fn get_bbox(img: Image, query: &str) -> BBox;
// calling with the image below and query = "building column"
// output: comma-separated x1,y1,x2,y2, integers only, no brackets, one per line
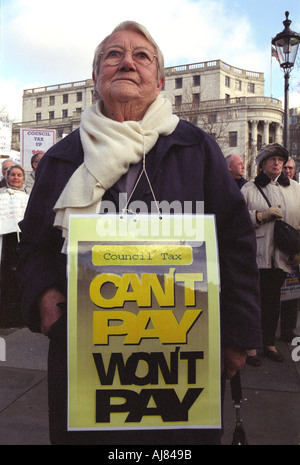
249,120,259,179
274,123,282,144
263,120,270,145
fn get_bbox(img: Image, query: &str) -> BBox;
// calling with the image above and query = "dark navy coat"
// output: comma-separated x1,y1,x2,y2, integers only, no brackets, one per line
17,119,262,349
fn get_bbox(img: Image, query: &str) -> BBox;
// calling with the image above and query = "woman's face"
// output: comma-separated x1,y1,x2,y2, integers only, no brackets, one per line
7,168,24,189
93,30,164,118
262,156,285,180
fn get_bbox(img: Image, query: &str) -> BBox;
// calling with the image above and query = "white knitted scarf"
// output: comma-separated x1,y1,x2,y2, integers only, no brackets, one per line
53,95,179,239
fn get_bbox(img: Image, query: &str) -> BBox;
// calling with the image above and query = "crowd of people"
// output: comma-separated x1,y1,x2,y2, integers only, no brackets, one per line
0,20,298,445
0,154,43,327
226,150,300,367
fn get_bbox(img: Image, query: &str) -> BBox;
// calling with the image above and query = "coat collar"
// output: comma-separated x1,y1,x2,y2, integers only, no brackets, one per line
255,170,290,187
116,120,206,203
47,129,84,167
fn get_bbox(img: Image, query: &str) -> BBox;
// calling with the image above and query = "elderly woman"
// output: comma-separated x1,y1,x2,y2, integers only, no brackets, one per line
17,21,261,445
0,164,26,193
0,165,27,327
242,144,300,366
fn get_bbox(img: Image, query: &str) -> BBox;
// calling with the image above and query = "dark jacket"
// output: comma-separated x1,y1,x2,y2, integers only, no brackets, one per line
235,177,247,189
17,119,262,349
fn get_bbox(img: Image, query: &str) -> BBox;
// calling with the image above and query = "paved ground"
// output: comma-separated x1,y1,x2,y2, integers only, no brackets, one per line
0,314,299,445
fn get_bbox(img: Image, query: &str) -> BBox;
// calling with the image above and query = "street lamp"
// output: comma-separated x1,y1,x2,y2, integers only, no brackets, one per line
272,11,300,150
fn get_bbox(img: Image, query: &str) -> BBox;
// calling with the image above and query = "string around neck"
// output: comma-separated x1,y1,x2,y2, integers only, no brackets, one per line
120,133,162,219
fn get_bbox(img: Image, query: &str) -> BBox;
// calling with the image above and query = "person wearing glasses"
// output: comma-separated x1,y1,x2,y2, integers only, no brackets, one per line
242,144,300,366
17,21,261,445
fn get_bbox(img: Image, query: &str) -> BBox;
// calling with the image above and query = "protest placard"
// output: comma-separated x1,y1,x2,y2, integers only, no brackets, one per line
281,267,300,301
67,214,220,431
0,191,29,235
20,128,55,172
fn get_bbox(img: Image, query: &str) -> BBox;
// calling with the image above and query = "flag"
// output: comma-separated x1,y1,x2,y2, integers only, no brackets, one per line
272,46,278,60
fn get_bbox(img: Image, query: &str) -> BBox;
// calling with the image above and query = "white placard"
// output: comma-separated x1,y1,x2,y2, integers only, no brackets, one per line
0,191,29,234
20,128,55,172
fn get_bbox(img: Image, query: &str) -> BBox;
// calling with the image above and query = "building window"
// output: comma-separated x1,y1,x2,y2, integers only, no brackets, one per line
63,94,68,104
62,109,68,118
36,97,42,107
175,95,182,107
225,76,230,87
49,96,55,105
208,113,217,123
36,112,42,121
49,111,55,120
235,80,242,91
76,92,82,102
192,93,200,105
175,78,182,89
193,75,200,86
229,131,238,147
248,83,255,93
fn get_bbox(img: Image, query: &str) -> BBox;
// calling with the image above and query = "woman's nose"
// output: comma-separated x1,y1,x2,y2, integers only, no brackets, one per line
119,51,137,71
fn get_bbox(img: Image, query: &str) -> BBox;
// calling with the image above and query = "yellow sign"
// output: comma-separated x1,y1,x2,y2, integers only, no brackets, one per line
67,214,220,431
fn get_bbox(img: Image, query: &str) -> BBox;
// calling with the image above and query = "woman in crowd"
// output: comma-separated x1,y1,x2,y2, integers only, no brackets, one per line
0,165,28,327
242,144,300,366
17,21,262,445
0,164,27,193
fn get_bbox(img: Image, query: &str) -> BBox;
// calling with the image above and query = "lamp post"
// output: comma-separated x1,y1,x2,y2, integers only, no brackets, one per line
272,11,300,150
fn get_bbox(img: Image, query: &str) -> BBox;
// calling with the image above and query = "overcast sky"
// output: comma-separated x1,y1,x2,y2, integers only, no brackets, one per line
1,0,300,121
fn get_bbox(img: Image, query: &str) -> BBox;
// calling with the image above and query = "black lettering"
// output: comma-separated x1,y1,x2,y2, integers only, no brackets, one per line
95,388,203,423
125,388,203,422
93,348,203,386
93,353,129,385
96,389,137,422
180,351,204,383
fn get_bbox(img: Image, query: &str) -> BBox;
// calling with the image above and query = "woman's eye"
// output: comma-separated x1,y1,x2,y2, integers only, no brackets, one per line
107,50,122,57
136,51,149,60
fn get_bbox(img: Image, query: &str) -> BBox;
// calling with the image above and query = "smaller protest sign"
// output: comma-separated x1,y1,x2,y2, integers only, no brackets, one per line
20,128,55,172
0,191,29,235
281,267,300,301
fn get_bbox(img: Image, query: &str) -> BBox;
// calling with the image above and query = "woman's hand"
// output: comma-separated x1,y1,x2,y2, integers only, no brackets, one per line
221,346,247,379
256,207,283,224
288,253,300,267
39,288,66,336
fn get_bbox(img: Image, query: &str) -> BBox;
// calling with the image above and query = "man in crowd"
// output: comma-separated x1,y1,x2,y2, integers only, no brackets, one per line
280,156,299,342
0,159,15,187
25,152,44,193
225,154,247,189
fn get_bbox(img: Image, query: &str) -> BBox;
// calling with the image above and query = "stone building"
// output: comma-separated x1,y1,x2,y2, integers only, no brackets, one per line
290,107,300,165
12,59,284,179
